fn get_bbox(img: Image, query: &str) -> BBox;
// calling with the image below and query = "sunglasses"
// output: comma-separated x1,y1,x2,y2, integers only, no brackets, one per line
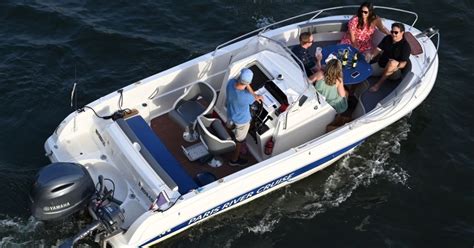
361,10,369,14
391,30,400,35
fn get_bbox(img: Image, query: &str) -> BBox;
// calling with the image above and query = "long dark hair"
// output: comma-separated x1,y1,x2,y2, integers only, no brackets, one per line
357,2,377,29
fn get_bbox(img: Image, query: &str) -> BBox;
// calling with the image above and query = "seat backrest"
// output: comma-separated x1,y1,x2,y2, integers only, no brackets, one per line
197,116,236,155
404,32,423,55
297,20,348,46
180,82,216,109
298,20,349,34
169,81,217,128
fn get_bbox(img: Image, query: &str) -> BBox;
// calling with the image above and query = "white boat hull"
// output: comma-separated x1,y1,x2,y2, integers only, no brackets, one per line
39,6,439,247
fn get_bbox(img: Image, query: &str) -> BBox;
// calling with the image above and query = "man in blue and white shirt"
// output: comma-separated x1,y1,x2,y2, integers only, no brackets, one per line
226,68,263,166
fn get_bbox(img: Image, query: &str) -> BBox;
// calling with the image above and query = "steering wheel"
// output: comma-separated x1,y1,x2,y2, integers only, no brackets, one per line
249,101,265,135
250,101,264,121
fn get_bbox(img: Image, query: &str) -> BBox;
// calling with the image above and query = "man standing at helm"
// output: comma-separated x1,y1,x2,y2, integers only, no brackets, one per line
226,68,263,167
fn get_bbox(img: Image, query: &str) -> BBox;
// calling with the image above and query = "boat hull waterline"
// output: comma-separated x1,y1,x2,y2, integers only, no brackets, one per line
141,140,363,246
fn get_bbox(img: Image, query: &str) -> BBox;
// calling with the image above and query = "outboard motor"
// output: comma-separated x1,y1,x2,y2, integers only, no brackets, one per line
59,175,125,248
30,162,95,220
31,163,125,247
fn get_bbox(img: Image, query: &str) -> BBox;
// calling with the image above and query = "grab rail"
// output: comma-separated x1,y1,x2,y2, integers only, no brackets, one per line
374,6,418,29
212,5,419,55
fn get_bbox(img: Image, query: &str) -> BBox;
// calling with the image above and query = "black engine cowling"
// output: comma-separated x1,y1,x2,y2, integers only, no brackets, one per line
30,162,95,220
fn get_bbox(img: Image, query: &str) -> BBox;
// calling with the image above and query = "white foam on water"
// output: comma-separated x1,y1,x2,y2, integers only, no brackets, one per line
222,229,244,248
354,215,371,232
185,219,244,248
246,210,280,234
0,216,45,247
253,16,275,28
286,118,412,220
170,118,412,245
242,187,297,236
187,221,225,242
0,214,98,248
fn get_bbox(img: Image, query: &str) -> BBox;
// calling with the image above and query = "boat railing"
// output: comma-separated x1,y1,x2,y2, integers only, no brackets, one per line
307,5,418,30
418,28,440,82
212,5,419,55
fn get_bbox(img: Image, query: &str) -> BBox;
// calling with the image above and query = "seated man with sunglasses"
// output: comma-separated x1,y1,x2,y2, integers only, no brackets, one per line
291,32,319,77
367,22,411,92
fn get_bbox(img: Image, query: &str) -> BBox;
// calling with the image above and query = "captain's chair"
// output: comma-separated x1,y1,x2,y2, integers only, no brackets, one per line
196,116,236,167
169,82,217,142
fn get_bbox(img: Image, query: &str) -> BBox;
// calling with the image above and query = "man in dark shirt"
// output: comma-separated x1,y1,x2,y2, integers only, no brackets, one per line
291,32,318,77
368,22,411,92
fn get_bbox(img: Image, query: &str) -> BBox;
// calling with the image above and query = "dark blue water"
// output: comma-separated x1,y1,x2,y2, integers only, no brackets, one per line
1,1,473,247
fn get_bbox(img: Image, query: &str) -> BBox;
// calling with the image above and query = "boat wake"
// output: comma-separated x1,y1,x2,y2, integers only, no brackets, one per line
4,119,411,248
237,119,412,236
0,214,96,247
168,118,412,247
0,216,43,247
275,118,411,221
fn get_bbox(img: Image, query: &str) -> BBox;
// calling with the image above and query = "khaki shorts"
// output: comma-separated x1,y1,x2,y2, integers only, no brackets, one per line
371,62,402,80
227,122,250,142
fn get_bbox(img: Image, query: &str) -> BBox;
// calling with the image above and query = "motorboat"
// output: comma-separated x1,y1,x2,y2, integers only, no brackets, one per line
30,5,439,247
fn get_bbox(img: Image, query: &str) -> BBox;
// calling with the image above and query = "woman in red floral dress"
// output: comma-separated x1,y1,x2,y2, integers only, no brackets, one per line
340,2,390,53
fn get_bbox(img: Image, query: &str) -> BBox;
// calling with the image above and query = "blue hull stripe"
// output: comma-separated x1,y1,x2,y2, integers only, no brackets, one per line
140,139,364,247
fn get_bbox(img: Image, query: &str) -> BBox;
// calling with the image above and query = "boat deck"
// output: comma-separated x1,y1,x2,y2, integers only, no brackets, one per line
150,114,257,180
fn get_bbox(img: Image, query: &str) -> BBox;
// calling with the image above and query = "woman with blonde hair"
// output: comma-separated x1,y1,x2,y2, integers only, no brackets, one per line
312,59,348,114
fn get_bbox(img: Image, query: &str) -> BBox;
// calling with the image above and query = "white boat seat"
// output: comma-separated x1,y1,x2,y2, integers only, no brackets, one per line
169,82,217,142
298,20,348,34
196,116,236,167
289,20,350,66
296,20,348,47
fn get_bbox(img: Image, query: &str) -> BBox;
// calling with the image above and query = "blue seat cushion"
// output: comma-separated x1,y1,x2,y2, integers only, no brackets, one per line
176,101,206,125
195,172,217,187
125,116,197,194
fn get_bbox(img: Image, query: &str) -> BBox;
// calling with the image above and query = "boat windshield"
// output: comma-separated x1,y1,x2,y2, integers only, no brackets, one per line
228,35,310,100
